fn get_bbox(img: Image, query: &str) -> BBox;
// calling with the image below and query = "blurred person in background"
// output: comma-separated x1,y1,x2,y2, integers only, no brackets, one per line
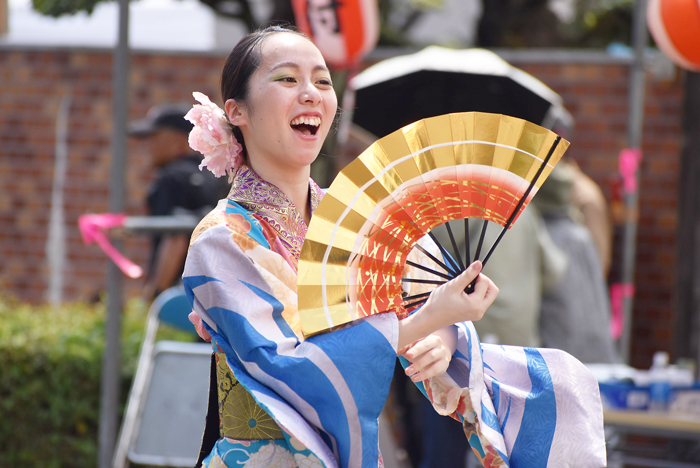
128,103,228,300
570,159,613,278
533,161,618,363
549,117,613,278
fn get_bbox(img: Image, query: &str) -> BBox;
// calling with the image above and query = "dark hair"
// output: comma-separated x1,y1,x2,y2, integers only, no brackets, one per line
220,25,309,157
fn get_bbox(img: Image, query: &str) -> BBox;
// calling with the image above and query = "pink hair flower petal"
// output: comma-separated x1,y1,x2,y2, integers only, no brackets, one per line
185,91,243,181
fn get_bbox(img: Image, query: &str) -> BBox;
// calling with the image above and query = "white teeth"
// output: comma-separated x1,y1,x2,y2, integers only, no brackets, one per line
291,116,321,127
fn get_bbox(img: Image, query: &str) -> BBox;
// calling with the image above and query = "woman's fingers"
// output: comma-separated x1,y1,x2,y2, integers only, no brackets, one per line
471,272,489,298
402,335,451,381
483,276,499,306
410,261,498,334
406,357,450,382
473,273,498,306
401,336,432,360
402,343,435,367
465,273,497,321
449,261,482,291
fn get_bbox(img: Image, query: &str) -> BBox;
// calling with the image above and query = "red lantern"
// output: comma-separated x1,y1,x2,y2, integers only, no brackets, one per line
291,0,379,69
647,0,700,71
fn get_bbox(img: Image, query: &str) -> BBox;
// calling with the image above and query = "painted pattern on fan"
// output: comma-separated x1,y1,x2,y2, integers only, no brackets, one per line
298,112,569,336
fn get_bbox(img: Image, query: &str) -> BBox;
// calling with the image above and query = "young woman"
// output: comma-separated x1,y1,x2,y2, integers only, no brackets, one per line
184,25,605,468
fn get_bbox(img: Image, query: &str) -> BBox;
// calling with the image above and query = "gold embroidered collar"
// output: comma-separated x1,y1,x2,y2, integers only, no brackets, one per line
228,165,324,260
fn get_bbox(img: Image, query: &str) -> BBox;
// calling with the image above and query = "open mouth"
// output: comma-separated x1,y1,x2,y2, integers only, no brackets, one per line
291,116,321,136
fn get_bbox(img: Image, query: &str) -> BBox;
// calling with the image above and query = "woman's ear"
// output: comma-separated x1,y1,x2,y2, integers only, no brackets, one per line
225,99,247,127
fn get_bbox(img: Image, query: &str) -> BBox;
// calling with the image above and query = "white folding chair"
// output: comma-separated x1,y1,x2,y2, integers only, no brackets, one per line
113,286,211,468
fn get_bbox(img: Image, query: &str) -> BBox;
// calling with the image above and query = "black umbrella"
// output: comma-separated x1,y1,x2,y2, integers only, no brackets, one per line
348,46,571,138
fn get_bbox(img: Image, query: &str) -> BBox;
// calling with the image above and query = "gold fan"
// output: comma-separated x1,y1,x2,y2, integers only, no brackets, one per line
298,112,569,337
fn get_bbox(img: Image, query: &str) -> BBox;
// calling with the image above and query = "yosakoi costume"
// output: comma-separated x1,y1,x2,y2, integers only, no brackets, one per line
184,165,607,468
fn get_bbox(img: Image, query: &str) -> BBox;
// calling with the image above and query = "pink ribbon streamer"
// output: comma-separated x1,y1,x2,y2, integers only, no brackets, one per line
618,148,643,194
78,213,143,279
609,282,635,340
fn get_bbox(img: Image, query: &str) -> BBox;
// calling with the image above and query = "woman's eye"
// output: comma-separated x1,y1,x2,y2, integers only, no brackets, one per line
317,78,333,87
277,76,296,83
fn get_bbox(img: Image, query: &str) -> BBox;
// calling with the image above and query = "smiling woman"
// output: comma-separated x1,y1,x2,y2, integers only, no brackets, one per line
181,25,500,468
222,32,338,224
180,23,611,468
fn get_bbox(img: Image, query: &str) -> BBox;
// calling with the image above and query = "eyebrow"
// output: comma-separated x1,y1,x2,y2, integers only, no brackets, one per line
269,61,329,73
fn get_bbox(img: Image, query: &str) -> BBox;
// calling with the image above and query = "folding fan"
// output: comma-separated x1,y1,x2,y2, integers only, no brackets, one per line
298,112,569,337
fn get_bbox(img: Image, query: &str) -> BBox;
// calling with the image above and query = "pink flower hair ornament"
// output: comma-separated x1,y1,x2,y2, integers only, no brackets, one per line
185,92,244,181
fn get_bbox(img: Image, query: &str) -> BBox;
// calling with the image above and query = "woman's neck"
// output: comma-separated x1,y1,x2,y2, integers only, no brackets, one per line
248,159,311,224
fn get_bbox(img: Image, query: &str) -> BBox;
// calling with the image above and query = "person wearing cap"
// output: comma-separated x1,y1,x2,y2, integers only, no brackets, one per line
129,103,228,300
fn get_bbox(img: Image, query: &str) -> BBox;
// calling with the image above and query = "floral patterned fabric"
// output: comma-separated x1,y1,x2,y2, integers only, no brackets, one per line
215,351,285,441
202,437,322,468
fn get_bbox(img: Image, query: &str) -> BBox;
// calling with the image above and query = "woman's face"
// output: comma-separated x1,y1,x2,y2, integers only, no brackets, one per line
228,33,338,173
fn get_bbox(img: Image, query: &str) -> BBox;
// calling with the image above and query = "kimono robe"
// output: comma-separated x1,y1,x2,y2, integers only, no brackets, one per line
184,165,607,468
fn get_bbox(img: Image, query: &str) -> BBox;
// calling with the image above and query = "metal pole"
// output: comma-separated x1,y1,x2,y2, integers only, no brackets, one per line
0,0,8,36
619,0,648,364
99,0,129,465
47,92,71,306
674,72,700,377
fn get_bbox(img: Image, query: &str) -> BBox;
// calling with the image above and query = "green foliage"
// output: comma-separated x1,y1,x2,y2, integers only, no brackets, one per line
560,0,635,48
32,0,106,17
407,0,443,9
377,0,428,47
29,0,291,28
0,296,194,468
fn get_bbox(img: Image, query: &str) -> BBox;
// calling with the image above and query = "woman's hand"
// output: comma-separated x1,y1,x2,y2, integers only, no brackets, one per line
399,326,457,382
422,261,499,327
397,261,498,350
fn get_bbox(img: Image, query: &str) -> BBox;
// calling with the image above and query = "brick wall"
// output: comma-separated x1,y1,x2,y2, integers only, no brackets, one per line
0,46,684,368
512,58,684,368
0,47,225,303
